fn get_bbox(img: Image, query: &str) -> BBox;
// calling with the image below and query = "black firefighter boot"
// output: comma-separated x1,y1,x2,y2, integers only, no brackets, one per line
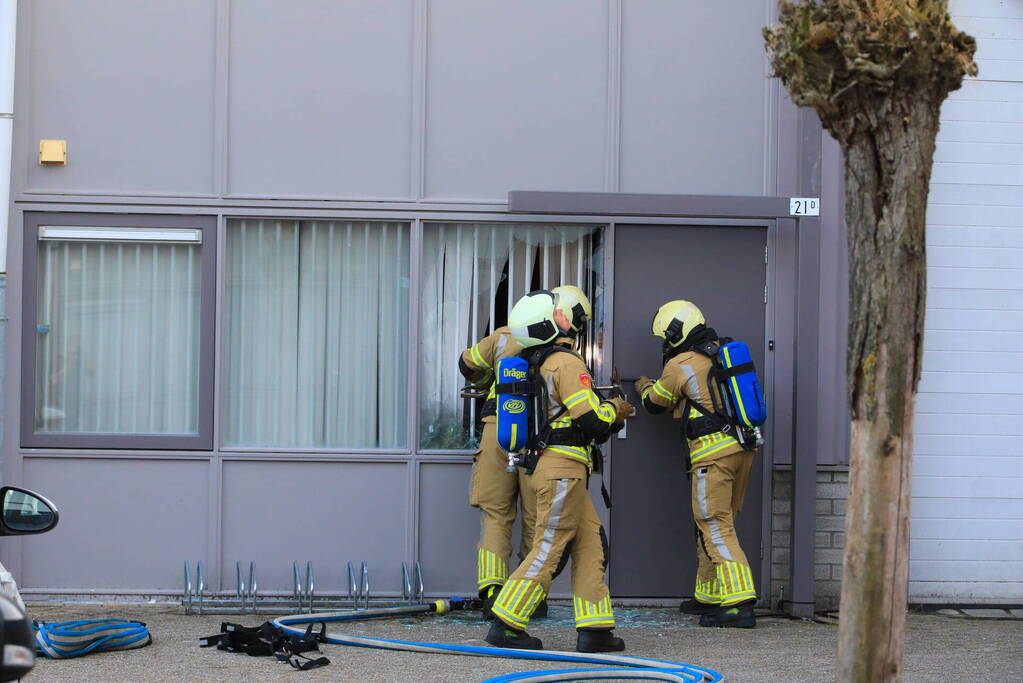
678,598,717,615
698,599,757,629
532,599,549,618
576,628,625,653
485,620,543,650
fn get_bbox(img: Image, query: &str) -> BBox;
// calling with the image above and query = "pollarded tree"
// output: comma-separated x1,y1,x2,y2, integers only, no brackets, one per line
764,2,976,681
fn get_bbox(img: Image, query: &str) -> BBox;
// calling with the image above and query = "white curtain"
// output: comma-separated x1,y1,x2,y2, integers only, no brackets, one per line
35,240,201,434
224,219,409,449
418,223,603,450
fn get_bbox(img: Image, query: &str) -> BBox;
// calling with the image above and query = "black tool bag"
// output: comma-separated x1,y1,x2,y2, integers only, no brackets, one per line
200,621,330,671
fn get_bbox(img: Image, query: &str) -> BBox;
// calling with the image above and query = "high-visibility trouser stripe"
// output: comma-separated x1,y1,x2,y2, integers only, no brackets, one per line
695,468,733,562
716,561,757,605
694,578,722,604
477,548,509,590
573,594,615,629
470,345,492,370
492,579,546,629
651,380,676,402
690,434,741,463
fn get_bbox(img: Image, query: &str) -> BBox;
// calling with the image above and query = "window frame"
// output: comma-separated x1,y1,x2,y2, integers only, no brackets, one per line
219,216,412,452
415,220,607,453
20,212,218,450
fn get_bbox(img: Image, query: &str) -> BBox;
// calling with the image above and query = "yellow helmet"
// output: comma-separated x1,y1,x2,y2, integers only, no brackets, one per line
651,300,705,348
551,285,592,336
508,290,560,348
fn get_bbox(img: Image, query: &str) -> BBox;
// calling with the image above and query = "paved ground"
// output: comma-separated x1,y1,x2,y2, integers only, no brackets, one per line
25,602,1023,682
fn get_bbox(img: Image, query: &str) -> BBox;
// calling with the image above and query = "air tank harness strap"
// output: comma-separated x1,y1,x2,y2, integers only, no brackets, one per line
494,380,535,396
481,398,497,419
200,621,330,671
685,400,730,441
545,426,587,446
717,361,755,378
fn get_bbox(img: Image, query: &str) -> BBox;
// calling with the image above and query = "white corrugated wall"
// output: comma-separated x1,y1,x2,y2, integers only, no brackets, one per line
911,0,1023,603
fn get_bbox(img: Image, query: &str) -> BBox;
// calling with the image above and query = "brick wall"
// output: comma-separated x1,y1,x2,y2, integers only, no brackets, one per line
770,468,848,611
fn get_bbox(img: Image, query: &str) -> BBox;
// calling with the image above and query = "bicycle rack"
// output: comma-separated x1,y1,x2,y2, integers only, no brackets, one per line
181,559,428,615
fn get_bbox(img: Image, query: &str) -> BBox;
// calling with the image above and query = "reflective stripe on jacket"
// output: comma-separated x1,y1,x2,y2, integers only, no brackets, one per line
641,351,743,465
537,343,616,469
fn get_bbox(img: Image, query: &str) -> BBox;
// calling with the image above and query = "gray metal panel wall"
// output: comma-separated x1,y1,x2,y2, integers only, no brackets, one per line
20,0,216,196
618,1,770,195
220,461,410,592
14,0,779,204
227,0,414,199
20,457,209,591
424,0,609,200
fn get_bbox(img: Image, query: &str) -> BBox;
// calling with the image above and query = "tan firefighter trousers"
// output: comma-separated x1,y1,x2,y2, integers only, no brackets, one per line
470,421,535,593
691,450,757,606
491,456,614,631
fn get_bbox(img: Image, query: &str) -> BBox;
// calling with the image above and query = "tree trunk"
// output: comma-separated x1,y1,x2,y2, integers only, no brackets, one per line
838,96,940,681
764,4,976,679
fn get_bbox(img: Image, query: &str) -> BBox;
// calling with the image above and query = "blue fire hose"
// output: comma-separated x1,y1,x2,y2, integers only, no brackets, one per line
273,599,724,683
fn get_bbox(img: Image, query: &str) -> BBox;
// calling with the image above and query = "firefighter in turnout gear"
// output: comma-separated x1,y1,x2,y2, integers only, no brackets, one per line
634,300,758,629
460,322,534,616
485,291,634,652
459,285,592,619
511,285,594,601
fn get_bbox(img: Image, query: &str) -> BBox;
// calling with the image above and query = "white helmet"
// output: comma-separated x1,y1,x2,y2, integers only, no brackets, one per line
508,290,560,349
551,285,592,337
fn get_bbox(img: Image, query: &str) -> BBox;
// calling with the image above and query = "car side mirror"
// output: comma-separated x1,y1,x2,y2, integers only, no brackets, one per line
0,487,59,536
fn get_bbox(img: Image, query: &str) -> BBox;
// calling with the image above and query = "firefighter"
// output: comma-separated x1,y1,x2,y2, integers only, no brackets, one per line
485,291,634,652
459,285,592,619
634,300,757,629
514,285,593,594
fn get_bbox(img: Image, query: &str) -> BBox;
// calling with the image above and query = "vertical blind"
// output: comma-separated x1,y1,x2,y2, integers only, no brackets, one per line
35,240,201,434
418,223,603,449
224,219,409,449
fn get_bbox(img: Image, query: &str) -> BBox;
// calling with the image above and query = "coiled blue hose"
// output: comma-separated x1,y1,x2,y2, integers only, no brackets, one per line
273,601,724,683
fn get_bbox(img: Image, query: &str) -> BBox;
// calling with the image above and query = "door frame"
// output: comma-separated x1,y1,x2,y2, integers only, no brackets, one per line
510,190,820,608
602,218,778,601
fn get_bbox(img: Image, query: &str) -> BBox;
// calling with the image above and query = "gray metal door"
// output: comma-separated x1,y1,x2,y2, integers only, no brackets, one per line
609,224,767,597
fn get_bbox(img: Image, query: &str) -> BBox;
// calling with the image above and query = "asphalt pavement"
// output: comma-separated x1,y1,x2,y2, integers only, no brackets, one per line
24,602,1023,682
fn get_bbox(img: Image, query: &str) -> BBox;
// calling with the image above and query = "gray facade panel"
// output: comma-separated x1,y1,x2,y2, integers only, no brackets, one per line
618,1,769,195
424,0,609,200
20,0,216,196
417,462,479,595
220,460,409,594
20,457,209,590
227,0,414,199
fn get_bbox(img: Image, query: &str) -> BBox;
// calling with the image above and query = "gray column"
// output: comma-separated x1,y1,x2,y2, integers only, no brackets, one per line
789,107,823,617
